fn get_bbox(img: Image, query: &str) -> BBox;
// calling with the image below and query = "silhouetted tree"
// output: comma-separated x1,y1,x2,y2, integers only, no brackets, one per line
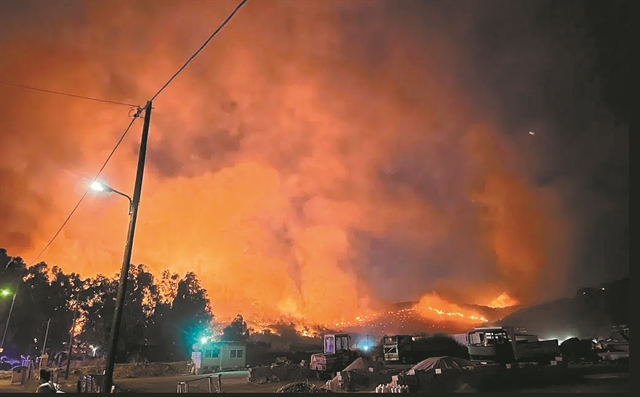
119,264,158,360
0,251,30,356
77,275,117,353
163,272,213,348
222,314,250,342
147,270,180,345
273,321,297,339
1,248,216,362
0,251,81,358
44,266,83,358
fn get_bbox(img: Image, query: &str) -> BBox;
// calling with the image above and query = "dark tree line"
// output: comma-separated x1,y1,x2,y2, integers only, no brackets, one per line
0,248,213,363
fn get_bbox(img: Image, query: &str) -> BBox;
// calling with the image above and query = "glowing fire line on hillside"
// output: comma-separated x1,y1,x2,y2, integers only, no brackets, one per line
211,292,517,337
68,292,517,340
213,305,496,338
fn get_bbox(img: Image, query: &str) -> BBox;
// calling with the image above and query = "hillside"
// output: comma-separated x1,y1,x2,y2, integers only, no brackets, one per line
495,277,629,340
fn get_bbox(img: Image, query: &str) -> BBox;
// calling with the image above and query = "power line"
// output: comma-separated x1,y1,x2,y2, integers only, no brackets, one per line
26,0,249,266
0,81,139,108
150,0,248,101
28,108,144,266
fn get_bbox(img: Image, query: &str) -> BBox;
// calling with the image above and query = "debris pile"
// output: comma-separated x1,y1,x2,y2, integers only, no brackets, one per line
252,375,280,384
343,357,385,373
273,357,291,366
325,358,403,392
65,361,189,379
408,356,475,373
275,380,332,393
247,360,312,384
375,383,410,393
388,356,480,393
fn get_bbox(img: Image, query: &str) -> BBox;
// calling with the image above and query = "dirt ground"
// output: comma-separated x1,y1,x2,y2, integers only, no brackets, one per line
0,363,629,393
510,372,629,393
104,371,634,393
116,371,331,393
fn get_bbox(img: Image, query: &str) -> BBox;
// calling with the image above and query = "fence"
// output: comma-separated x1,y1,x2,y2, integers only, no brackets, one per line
177,374,223,393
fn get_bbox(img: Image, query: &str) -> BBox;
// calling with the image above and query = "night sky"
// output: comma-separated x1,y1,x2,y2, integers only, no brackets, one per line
0,0,629,325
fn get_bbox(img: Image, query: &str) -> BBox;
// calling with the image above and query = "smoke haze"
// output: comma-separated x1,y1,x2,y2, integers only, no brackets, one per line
0,0,628,325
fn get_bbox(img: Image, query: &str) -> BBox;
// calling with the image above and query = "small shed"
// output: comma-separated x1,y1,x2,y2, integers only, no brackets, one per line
193,341,247,372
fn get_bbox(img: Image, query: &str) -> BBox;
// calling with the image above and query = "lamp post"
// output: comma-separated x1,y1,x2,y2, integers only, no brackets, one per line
0,287,17,353
100,100,152,393
88,179,134,390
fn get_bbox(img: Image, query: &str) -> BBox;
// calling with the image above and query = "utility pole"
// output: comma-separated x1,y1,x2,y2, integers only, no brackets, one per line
102,101,153,394
65,291,82,379
40,318,51,370
42,319,51,352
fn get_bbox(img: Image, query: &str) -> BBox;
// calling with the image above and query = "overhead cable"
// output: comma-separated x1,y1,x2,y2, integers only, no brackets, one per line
28,107,144,266
149,0,248,101
0,81,140,108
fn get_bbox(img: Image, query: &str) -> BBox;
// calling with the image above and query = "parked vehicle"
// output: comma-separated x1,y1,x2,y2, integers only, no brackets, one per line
466,326,560,365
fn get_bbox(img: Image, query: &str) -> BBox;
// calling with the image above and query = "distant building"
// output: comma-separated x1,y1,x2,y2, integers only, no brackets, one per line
192,341,246,371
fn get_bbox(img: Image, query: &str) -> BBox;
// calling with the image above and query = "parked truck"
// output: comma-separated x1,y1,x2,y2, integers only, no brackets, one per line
310,333,358,379
466,326,560,365
382,334,466,364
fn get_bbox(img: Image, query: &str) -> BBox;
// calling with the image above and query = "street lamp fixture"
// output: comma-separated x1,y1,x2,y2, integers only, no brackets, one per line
89,180,133,214
1,289,10,297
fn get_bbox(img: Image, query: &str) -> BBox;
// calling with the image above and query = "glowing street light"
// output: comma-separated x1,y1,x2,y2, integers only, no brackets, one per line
89,180,133,214
0,288,17,353
90,181,107,192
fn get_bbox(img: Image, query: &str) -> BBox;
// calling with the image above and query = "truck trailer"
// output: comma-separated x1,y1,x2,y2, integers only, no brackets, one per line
466,326,560,365
382,334,462,364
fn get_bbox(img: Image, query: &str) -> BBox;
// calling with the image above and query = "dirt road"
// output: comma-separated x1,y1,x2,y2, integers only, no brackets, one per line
1,368,628,393
511,372,629,393
105,370,634,394
116,370,328,393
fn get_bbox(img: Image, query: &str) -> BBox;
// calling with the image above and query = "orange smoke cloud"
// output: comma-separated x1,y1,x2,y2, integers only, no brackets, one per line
466,128,569,304
0,0,575,327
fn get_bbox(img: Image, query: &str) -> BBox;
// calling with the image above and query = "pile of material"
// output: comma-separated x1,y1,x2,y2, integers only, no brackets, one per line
275,380,332,393
375,383,410,393
71,361,189,379
251,375,281,384
273,357,292,365
327,358,401,392
247,362,312,384
409,356,475,373
402,356,477,393
343,357,385,373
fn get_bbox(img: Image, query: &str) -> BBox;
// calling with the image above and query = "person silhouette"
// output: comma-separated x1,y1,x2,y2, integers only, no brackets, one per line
36,369,60,393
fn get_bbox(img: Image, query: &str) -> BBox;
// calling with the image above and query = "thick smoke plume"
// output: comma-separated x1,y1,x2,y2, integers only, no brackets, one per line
0,0,624,326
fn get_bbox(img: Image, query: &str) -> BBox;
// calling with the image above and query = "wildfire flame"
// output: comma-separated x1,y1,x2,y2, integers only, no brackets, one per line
412,293,487,323
72,315,85,335
487,292,519,308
